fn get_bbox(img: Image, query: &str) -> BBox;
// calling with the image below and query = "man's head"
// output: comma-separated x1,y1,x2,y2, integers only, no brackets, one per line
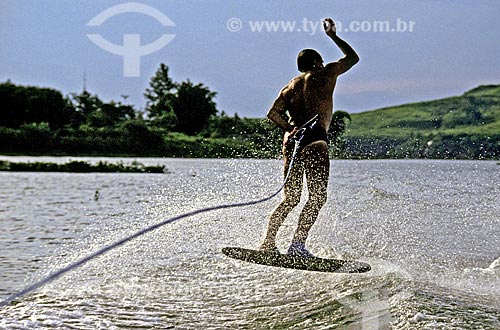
297,49,323,72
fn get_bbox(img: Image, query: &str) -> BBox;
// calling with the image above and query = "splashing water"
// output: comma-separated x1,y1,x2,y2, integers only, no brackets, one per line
0,158,499,329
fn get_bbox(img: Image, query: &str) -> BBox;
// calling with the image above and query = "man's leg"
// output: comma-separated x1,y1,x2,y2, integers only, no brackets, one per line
290,141,329,251
260,151,304,251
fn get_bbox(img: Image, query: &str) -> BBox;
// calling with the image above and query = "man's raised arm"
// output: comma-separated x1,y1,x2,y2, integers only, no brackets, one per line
324,18,359,74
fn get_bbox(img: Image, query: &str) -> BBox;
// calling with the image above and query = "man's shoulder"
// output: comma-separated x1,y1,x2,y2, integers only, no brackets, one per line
304,64,341,86
290,73,306,83
282,74,305,92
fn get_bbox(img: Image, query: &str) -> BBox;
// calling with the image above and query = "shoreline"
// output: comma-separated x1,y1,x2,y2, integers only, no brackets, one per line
0,160,168,173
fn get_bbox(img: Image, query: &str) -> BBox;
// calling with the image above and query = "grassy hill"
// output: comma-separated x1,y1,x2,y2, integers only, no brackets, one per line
340,84,500,159
346,84,500,136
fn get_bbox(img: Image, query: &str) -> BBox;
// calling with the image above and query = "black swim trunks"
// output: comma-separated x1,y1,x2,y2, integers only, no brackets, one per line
287,122,328,151
299,123,328,147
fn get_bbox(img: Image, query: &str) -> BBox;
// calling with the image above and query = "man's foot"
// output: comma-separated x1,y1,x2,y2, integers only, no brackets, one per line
260,243,280,254
287,242,314,258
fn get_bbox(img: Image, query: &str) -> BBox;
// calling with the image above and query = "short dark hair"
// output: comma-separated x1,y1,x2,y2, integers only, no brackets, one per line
297,49,322,72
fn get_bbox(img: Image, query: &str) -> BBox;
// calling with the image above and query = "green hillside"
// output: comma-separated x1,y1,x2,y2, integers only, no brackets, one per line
346,84,500,136
341,84,500,159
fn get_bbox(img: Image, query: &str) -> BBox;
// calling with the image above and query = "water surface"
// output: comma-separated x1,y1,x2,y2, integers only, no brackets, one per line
0,158,499,329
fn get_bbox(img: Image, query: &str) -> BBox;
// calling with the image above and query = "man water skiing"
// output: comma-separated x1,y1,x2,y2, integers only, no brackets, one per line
260,18,359,257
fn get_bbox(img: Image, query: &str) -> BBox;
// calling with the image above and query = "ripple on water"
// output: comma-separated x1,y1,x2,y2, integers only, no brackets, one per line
0,159,499,328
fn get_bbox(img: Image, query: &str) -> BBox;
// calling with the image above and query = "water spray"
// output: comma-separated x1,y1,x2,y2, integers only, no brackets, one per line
0,115,319,306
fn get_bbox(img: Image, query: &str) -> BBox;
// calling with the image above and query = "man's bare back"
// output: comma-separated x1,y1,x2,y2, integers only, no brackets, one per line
281,70,335,132
261,18,359,257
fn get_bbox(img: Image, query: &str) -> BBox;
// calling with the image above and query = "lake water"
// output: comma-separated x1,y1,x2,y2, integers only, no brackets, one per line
0,157,499,329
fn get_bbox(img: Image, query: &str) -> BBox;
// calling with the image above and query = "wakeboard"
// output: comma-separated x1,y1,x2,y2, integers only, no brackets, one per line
222,247,371,273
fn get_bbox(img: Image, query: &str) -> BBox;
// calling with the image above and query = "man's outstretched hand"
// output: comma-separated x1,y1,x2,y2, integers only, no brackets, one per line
323,18,337,38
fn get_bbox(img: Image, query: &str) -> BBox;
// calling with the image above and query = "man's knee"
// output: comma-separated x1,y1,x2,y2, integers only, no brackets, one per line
284,194,301,209
309,191,327,208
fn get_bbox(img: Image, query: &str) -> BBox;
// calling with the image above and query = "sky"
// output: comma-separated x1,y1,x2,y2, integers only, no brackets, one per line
1,0,499,118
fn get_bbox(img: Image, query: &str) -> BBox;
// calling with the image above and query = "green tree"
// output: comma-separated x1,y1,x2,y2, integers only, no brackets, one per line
203,112,246,138
87,102,136,127
327,111,352,158
68,91,136,128
173,80,218,135
0,81,28,128
69,90,103,126
328,110,351,143
0,81,71,129
119,120,164,153
144,63,176,123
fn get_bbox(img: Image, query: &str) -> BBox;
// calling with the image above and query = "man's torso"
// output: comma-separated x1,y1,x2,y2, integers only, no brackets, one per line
281,69,337,132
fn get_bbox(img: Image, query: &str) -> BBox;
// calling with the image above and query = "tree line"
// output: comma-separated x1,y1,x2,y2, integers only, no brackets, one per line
0,64,287,157
3,63,493,159
1,64,221,135
0,63,354,158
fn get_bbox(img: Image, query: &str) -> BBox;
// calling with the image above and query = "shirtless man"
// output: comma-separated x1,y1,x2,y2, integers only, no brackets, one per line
260,18,359,257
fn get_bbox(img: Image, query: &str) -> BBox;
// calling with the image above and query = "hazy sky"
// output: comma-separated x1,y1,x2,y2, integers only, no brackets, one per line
1,0,499,117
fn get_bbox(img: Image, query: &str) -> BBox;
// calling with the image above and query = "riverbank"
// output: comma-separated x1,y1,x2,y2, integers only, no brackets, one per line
0,160,167,173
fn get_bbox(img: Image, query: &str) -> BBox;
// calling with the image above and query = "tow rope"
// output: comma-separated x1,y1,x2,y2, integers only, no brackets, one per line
0,115,319,306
